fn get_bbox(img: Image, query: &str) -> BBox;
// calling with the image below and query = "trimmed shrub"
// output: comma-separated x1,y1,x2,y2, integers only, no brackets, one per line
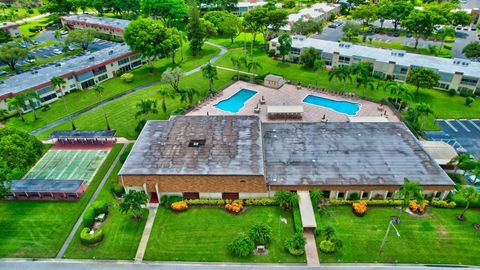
185,199,229,205
448,88,457,96
121,73,134,83
330,199,403,206
91,200,108,215
408,200,428,214
244,198,278,206
80,227,104,245
465,96,475,106
319,240,336,254
292,206,303,233
82,207,96,227
225,201,243,214
284,233,306,256
268,49,276,57
431,200,456,208
228,233,255,257
111,185,125,197
165,195,183,208
349,192,360,200
160,195,169,207
248,224,273,245
83,201,109,227
171,201,188,212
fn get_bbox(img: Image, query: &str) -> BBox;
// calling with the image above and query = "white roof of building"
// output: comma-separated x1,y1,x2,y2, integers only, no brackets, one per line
0,21,19,29
282,3,339,31
236,1,268,8
61,14,131,30
420,141,458,166
0,44,133,98
273,36,480,78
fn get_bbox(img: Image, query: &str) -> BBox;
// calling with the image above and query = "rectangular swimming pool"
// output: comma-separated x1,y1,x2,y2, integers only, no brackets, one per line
214,89,257,113
303,95,360,116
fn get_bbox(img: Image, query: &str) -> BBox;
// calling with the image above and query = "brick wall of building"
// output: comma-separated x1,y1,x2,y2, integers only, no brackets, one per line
269,184,454,192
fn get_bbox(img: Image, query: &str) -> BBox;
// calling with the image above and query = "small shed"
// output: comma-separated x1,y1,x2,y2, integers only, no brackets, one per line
264,74,286,89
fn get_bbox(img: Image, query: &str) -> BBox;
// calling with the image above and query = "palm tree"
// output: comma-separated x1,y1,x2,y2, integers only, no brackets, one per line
51,76,76,130
415,102,433,130
390,83,413,110
25,91,41,121
135,99,158,119
448,153,473,174
328,66,351,92
231,56,242,80
371,80,396,101
456,186,480,221
313,59,325,87
358,74,375,98
179,30,188,62
351,63,370,96
94,85,110,130
438,27,456,50
6,94,27,122
398,177,423,218
247,59,262,82
157,87,175,113
179,87,199,106
201,62,218,97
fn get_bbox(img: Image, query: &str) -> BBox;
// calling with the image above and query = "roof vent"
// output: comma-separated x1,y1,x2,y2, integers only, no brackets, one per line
391,50,405,57
188,139,206,147
89,56,95,61
55,63,61,67
339,42,352,48
108,50,114,55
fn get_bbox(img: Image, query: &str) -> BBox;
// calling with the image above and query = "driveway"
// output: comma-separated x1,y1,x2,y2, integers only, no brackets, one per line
425,119,480,157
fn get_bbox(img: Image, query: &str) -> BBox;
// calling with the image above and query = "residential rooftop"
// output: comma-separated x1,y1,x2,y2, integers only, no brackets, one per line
0,43,133,98
8,179,83,192
262,122,454,186
274,36,480,78
61,14,130,31
0,21,19,29
282,3,339,31
119,115,264,176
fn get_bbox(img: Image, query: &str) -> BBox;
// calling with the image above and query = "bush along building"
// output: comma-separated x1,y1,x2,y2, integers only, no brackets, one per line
269,36,480,93
0,44,142,111
119,115,454,201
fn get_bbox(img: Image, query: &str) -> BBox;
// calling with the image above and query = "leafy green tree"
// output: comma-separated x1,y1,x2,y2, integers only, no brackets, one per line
456,186,480,221
201,62,218,96
243,7,266,43
448,153,473,174
119,190,149,220
465,96,474,107
65,28,96,51
328,65,351,92
25,91,41,121
204,11,241,44
140,0,187,27
437,27,456,49
262,8,289,50
178,87,198,106
94,85,110,130
135,99,159,118
228,233,255,257
291,19,324,36
248,224,273,245
462,41,480,59
278,33,292,62
0,43,28,71
284,232,306,253
7,94,27,122
0,29,12,44
390,83,413,110
157,87,175,113
51,76,76,130
300,47,320,68
415,102,433,130
402,10,440,49
161,67,183,93
398,178,423,217
378,1,414,31
274,190,299,210
164,27,182,64
41,0,75,14
186,0,216,55
351,4,378,25
406,67,440,96
448,11,472,27
342,21,361,41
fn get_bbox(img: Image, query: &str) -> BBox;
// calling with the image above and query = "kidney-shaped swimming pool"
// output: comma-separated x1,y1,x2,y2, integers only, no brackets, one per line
303,95,360,116
214,89,257,113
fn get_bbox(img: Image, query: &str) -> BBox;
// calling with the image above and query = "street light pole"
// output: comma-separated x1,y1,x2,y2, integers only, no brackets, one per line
379,220,400,256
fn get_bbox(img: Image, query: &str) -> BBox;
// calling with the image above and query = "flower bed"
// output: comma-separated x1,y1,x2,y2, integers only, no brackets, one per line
352,202,367,217
171,201,188,212
409,200,428,214
225,201,244,214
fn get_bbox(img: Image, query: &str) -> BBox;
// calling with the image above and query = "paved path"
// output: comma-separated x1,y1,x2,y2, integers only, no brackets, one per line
29,41,228,135
134,206,159,263
304,229,320,266
56,144,129,259
215,66,256,76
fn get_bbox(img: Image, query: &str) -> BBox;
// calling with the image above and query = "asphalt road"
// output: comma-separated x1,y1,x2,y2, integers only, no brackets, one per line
425,119,480,157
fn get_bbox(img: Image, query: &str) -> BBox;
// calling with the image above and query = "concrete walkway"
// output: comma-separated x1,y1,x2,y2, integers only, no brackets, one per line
56,144,129,259
304,229,320,266
134,205,159,263
30,41,228,135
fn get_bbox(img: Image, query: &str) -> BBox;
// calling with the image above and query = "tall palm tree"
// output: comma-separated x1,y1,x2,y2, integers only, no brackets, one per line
313,59,325,87
358,74,375,98
247,59,262,82
135,99,158,119
448,153,473,174
390,83,413,110
6,94,27,122
231,56,242,80
398,177,423,219
179,87,199,106
179,30,188,62
415,102,433,130
351,63,370,96
94,85,110,130
438,27,456,50
157,87,175,113
51,76,75,130
328,66,351,92
457,186,480,220
26,91,41,121
201,62,218,97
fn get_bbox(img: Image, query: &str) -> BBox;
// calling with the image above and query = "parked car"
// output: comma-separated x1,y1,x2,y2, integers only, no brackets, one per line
328,23,338,28
463,25,470,31
53,48,62,55
392,32,400,37
471,24,477,31
26,58,36,64
61,30,68,35
406,33,413,38
0,70,8,76
456,24,463,30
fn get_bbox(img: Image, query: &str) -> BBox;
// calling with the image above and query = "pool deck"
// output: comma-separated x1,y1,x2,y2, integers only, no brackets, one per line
188,81,400,123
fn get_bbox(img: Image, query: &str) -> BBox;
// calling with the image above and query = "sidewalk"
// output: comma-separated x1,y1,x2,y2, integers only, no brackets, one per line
304,229,320,266
134,205,159,263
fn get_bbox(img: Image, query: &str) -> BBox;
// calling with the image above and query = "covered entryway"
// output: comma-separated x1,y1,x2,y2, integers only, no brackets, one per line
297,190,319,266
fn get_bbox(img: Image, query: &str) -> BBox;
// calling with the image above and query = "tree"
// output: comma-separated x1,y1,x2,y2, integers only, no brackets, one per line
7,94,27,122
437,27,456,49
313,59,325,87
390,83,413,110
25,91,41,121
243,7,266,43
201,62,218,96
228,233,255,257
342,21,361,41
157,87,175,113
124,19,170,72
415,102,433,130
300,47,320,69
462,41,480,59
274,190,298,210
402,10,440,49
135,99,159,118
448,153,473,174
248,224,273,245
230,56,243,80
65,28,96,51
161,67,183,93
0,29,12,44
350,62,371,96
164,27,181,64
262,8,289,50
328,66,351,92
119,190,149,220
41,0,75,14
351,4,378,26
378,1,414,31
246,59,262,81
456,186,480,221
178,87,198,106
204,11,241,44
284,232,306,253
449,11,472,27
51,76,76,130
291,19,324,36
310,189,324,207
0,43,28,71
406,67,440,96
140,0,187,27
186,0,216,55
398,178,423,217
94,85,111,130
278,33,292,62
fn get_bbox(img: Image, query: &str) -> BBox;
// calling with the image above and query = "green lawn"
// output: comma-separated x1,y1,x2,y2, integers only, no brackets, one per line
347,38,452,58
316,206,480,265
0,144,123,258
208,32,265,49
4,44,220,134
0,8,41,22
64,144,147,260
144,206,305,263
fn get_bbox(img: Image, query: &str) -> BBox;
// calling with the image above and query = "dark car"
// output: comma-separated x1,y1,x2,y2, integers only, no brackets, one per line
406,33,413,38
328,23,338,28
392,32,400,37
471,24,477,31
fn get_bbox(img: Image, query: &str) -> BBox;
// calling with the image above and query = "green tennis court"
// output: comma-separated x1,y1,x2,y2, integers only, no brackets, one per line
23,149,110,183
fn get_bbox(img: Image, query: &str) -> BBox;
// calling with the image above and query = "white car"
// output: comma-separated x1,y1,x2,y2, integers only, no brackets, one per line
26,58,36,63
465,173,479,185
53,48,62,55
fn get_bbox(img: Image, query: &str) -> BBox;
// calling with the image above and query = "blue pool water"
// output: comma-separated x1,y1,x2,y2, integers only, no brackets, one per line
303,95,360,116
214,89,257,113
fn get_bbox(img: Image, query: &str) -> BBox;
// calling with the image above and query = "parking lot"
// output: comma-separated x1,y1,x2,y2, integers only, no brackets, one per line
28,39,117,59
425,119,480,158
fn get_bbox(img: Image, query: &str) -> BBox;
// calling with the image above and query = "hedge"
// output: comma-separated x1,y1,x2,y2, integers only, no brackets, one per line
430,200,456,208
82,200,109,227
111,185,125,197
329,199,459,208
293,205,303,233
182,198,278,206
80,227,104,245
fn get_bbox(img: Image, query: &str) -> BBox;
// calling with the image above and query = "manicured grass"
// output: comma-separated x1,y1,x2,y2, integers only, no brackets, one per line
4,44,220,134
208,32,265,49
0,144,123,258
316,206,480,265
64,144,147,260
350,38,452,58
0,8,41,22
144,206,305,263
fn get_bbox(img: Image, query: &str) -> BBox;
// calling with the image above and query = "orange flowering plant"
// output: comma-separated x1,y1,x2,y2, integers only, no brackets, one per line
408,200,428,214
171,201,188,212
352,201,367,216
225,200,244,214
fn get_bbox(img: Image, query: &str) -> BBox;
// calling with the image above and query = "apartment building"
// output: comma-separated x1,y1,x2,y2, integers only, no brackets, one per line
61,14,130,38
281,3,340,32
270,36,480,92
234,0,268,15
0,21,21,38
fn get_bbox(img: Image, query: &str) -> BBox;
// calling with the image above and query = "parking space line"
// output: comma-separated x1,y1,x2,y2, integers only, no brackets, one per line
469,120,480,132
444,120,458,132
456,120,471,132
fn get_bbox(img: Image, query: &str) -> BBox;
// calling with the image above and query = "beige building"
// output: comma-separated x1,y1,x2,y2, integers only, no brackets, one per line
264,74,286,89
61,14,130,38
0,21,21,38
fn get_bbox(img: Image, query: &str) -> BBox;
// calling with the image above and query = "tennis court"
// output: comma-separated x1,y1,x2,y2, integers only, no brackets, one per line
23,149,109,183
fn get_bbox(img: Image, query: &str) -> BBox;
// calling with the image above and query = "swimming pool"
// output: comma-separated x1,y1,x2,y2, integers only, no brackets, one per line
214,89,257,113
303,95,360,116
